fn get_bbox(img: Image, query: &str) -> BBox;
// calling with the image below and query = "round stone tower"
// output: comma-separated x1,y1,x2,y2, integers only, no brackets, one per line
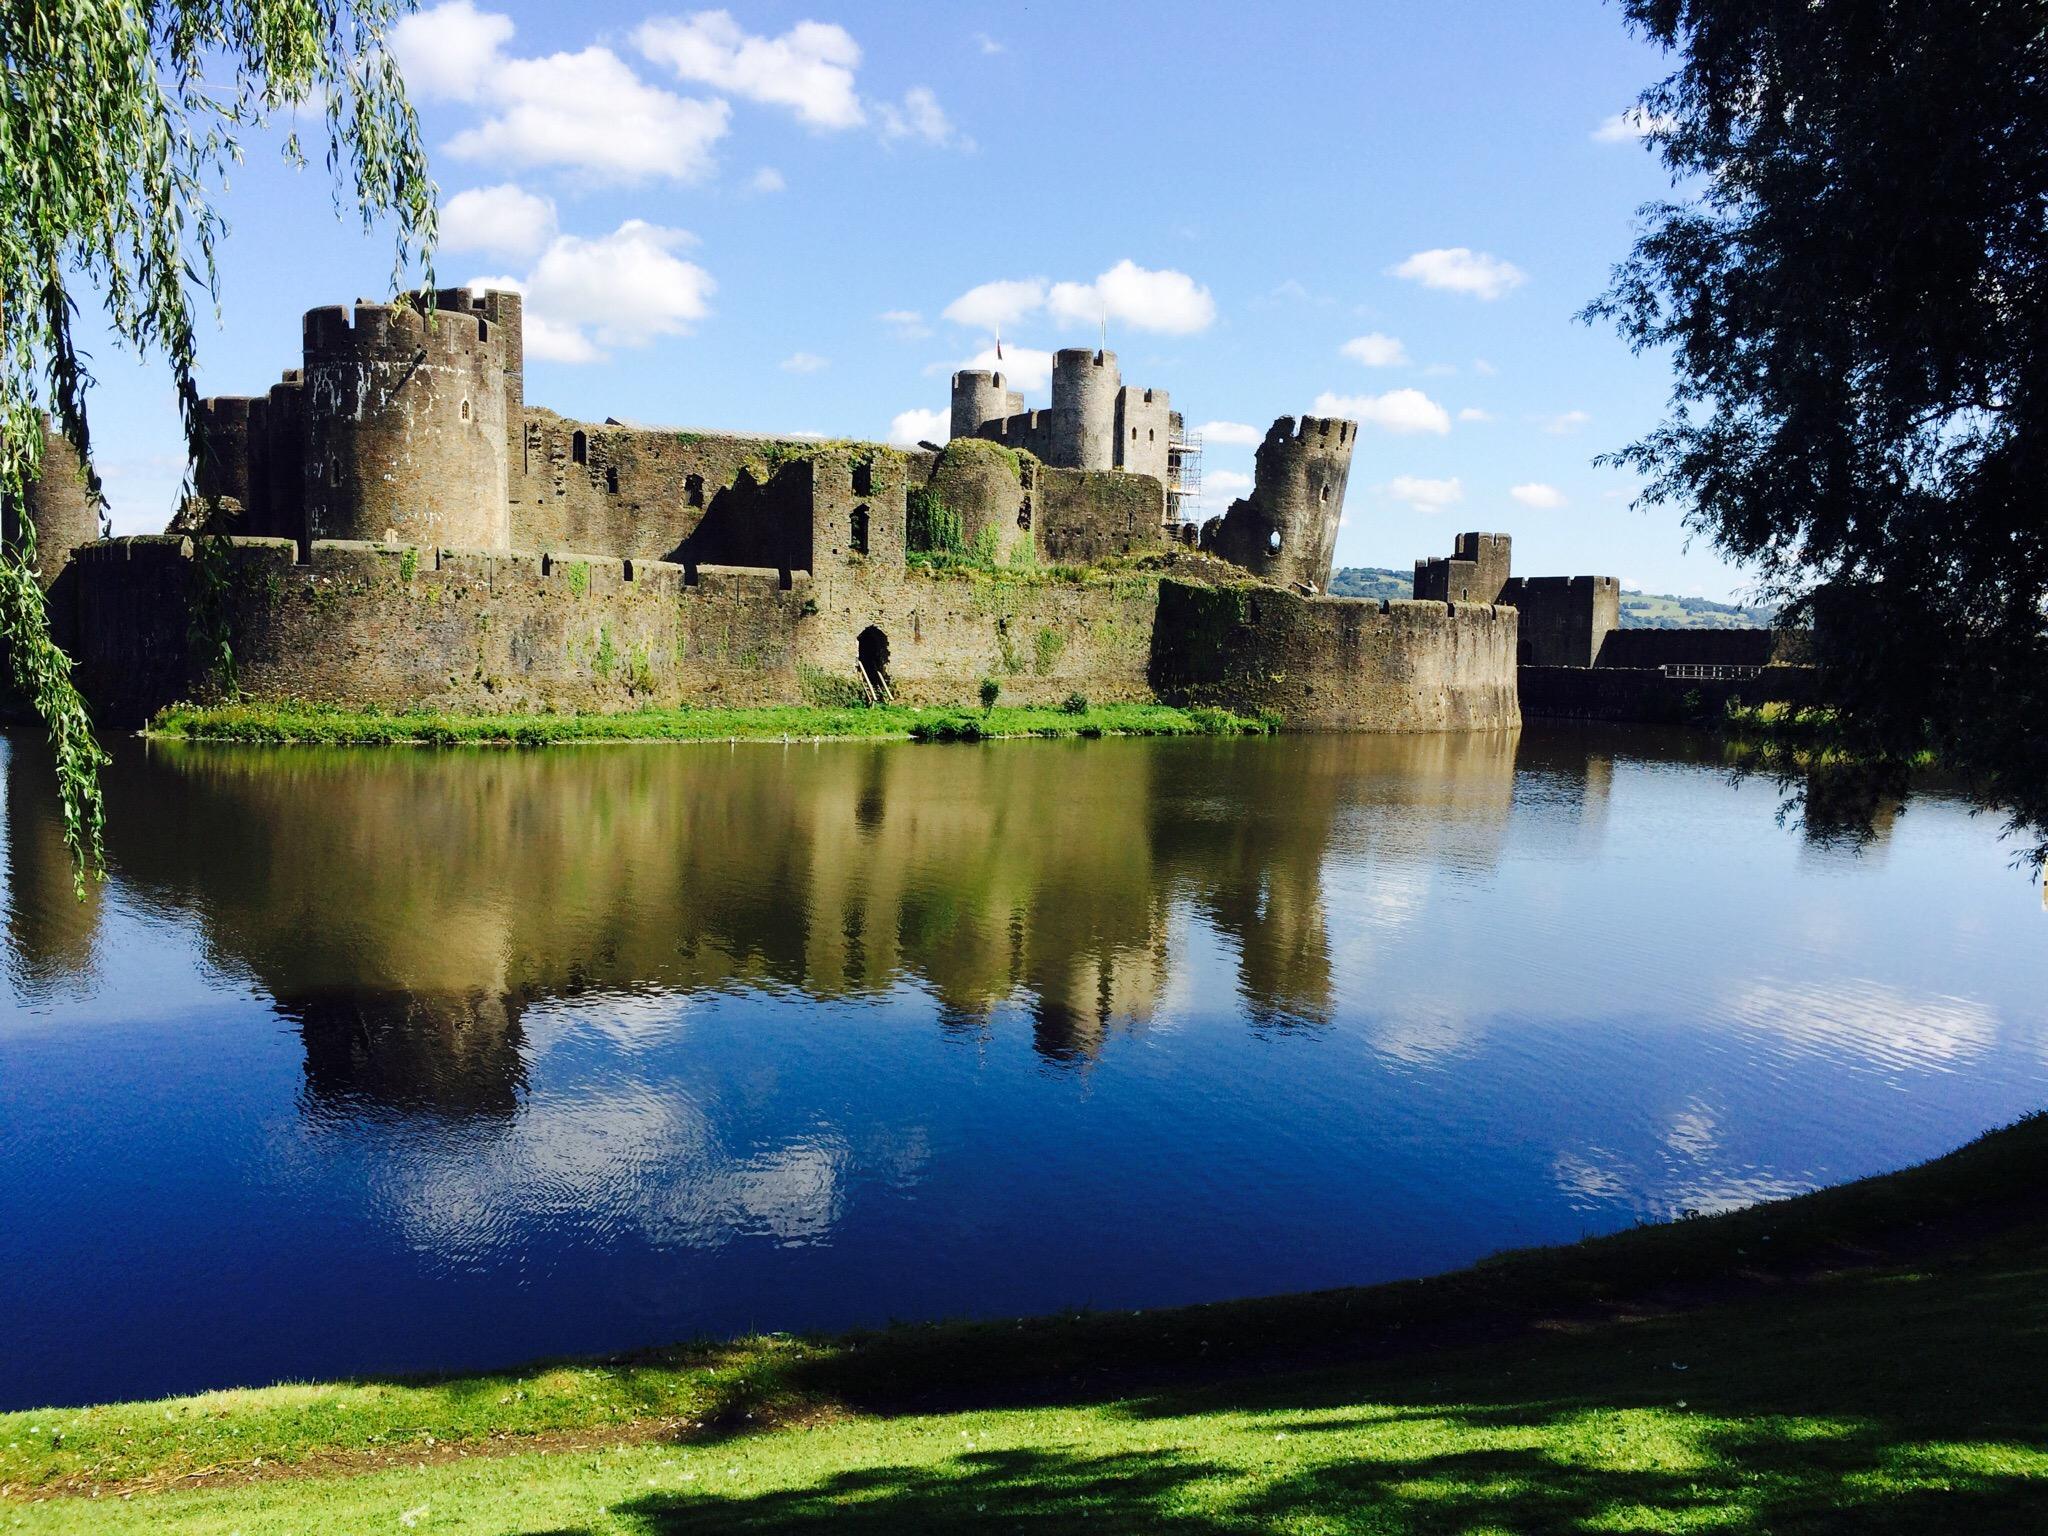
196,395,258,514
1200,416,1357,592
1048,348,1119,471
950,370,1013,441
5,417,100,587
301,300,509,550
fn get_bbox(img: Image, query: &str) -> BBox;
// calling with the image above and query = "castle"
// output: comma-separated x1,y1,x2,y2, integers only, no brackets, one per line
7,286,1526,732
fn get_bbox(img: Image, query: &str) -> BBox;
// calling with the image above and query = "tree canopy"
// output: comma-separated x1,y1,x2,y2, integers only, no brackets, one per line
1591,0,2048,857
0,0,434,883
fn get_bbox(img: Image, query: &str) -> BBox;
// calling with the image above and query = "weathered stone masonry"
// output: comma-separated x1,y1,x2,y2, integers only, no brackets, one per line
19,287,1524,732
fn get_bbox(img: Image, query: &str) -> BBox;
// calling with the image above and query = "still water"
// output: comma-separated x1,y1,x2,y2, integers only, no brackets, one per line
2,727,2044,1409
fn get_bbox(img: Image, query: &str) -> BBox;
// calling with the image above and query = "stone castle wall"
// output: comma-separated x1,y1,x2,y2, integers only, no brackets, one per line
1500,574,1620,668
1149,581,1521,731
62,536,1519,732
64,535,1165,725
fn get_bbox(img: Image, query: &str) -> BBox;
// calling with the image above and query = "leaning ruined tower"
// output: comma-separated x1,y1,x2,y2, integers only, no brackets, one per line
1200,416,1357,592
301,297,512,550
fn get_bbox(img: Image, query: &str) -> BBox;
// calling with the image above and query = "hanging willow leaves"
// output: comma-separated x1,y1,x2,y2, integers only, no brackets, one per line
0,0,437,888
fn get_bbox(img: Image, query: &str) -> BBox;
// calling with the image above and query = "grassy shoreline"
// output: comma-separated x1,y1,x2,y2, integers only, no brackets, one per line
6,1113,2047,1529
147,700,1271,748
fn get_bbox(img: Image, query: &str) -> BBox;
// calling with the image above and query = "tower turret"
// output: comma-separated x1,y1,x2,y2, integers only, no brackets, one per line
1048,348,1119,471
301,299,510,550
4,417,99,588
950,369,1011,441
196,396,259,515
1200,415,1357,592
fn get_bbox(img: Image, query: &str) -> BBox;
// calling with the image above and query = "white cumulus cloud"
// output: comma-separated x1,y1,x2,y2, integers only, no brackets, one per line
1388,475,1465,514
1313,388,1451,436
1205,468,1252,504
1539,409,1593,435
955,344,1053,394
1390,247,1527,301
388,0,514,102
875,86,956,146
635,11,865,130
1594,106,1677,143
880,309,930,339
1048,260,1215,335
440,183,557,260
473,220,714,363
942,262,1215,338
1511,482,1568,509
748,166,786,193
1197,420,1262,446
1342,332,1409,367
942,277,1048,332
447,44,731,182
888,407,949,447
1458,407,1494,423
399,4,730,182
780,352,829,373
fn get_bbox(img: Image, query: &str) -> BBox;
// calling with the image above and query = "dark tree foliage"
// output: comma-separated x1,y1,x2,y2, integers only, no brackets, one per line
1589,0,2048,858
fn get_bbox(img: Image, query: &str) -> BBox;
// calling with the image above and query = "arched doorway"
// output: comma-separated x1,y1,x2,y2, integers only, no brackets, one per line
857,625,891,701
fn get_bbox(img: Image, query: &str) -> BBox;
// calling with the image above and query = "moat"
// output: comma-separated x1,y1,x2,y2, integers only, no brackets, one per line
3,726,2043,1410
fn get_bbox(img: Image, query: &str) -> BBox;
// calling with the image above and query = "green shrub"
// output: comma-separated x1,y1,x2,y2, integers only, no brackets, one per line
907,487,964,554
1062,692,1089,715
978,677,1001,710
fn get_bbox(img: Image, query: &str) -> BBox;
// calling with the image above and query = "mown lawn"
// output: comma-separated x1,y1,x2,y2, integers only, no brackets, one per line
146,700,1269,747
6,1119,2046,1531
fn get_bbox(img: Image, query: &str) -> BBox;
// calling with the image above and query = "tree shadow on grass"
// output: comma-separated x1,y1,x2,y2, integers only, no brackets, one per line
612,1250,2048,1533
611,1430,2045,1534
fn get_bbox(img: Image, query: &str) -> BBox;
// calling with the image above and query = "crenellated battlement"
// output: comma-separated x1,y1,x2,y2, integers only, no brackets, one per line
1199,411,1358,593
304,301,498,363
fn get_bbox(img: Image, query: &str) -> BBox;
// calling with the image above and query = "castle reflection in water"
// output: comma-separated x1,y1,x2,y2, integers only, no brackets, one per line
3,726,1793,1118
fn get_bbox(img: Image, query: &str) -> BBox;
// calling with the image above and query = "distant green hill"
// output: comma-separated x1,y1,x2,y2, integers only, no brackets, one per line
1328,568,1775,629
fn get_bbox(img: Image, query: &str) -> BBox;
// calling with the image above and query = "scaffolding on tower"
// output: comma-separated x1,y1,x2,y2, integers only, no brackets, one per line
1166,412,1202,527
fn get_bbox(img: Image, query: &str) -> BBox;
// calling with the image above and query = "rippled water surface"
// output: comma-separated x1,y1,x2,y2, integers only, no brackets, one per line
3,726,2044,1409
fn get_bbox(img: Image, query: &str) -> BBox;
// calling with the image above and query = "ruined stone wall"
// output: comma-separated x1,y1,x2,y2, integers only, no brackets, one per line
66,536,1166,723
69,536,812,725
303,303,510,550
1200,417,1356,593
800,569,1162,707
923,439,1031,562
1150,581,1520,731
1499,574,1620,667
1039,467,1165,566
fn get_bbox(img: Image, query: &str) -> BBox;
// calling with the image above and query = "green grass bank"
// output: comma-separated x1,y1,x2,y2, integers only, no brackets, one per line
6,1114,2047,1530
146,700,1271,748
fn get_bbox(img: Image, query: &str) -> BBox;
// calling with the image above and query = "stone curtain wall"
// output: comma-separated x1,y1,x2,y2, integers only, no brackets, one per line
1149,581,1521,731
67,537,1161,723
71,537,811,724
805,574,1162,707
1039,468,1165,566
1498,575,1621,668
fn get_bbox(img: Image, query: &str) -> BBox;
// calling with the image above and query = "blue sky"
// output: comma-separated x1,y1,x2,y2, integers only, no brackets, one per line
81,0,1751,599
